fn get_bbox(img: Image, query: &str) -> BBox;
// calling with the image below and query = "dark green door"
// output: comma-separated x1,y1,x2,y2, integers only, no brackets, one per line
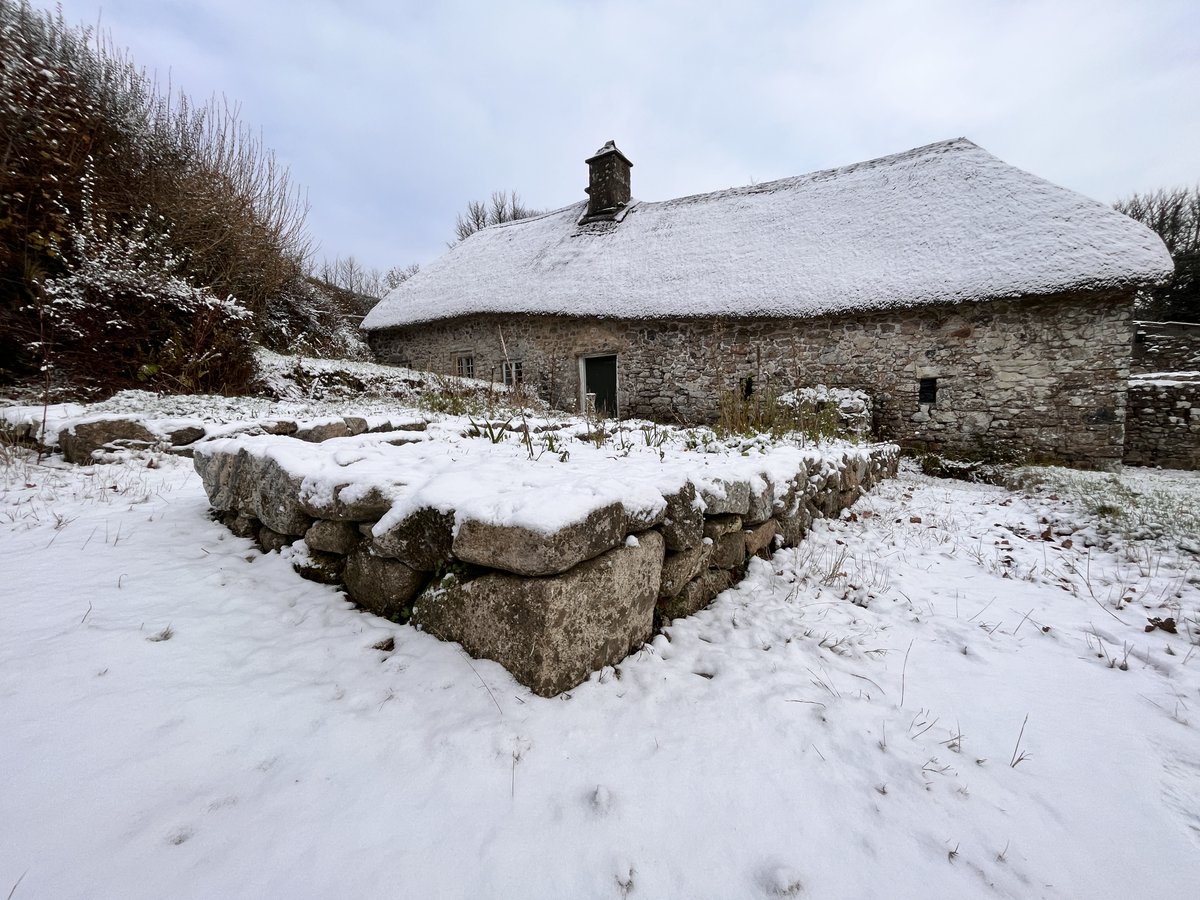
584,355,618,418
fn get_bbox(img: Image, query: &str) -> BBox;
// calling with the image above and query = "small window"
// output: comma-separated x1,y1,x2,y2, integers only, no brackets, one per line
918,377,937,405
455,354,474,379
502,360,523,386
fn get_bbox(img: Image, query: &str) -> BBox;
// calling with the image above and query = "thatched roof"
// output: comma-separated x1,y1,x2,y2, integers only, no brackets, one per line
363,138,1172,330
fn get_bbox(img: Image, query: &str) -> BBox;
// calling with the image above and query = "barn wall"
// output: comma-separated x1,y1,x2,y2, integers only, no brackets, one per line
366,290,1135,469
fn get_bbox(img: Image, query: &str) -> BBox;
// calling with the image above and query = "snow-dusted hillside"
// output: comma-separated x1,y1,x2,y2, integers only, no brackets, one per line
2,434,1199,897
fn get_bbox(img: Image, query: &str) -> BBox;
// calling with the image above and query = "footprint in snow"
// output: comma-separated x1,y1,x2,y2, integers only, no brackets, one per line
758,864,805,896
590,784,613,816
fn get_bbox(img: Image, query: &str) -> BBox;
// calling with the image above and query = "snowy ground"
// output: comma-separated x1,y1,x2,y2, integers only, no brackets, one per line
3,443,1199,899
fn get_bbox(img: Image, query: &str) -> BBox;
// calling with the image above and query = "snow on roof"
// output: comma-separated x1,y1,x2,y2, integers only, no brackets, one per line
362,138,1173,330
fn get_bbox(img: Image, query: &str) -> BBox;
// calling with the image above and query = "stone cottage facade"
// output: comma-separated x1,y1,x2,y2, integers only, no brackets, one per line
363,139,1172,469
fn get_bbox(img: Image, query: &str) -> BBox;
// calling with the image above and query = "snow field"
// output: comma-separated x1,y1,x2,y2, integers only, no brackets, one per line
2,447,1199,899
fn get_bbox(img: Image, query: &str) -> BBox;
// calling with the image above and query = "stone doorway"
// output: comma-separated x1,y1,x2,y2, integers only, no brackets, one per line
582,354,618,418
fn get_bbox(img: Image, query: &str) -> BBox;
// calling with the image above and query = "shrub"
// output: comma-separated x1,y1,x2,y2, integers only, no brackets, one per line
31,179,255,394
716,383,845,442
0,0,310,393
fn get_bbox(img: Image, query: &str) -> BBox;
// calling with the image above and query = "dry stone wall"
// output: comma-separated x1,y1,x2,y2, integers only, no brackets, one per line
368,290,1134,469
1132,321,1200,375
1124,375,1200,470
194,437,899,696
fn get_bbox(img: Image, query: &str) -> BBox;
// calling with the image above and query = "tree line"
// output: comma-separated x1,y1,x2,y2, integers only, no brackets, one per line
1115,185,1199,323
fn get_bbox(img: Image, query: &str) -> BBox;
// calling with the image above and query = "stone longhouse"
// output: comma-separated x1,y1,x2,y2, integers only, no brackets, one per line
362,139,1172,470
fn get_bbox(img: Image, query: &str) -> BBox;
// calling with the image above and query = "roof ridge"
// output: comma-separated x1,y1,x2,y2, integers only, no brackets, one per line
475,139,982,234
651,137,981,210
481,200,586,234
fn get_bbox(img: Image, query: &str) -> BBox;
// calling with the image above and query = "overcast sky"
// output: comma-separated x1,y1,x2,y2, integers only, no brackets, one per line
51,0,1200,274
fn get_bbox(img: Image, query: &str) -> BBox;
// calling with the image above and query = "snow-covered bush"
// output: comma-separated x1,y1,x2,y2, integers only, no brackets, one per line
779,385,873,439
259,277,373,362
0,0,310,392
32,186,255,395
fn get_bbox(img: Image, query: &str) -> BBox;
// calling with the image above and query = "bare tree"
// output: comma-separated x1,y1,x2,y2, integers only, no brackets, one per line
453,190,540,244
1115,184,1200,322
382,263,420,291
317,256,419,299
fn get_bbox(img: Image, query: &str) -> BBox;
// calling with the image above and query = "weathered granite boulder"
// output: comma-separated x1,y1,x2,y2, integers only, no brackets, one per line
261,420,299,436
194,446,258,514
413,531,665,696
59,419,159,464
294,419,353,442
254,457,312,536
658,567,738,622
453,502,627,577
659,544,711,599
704,514,746,570
699,479,750,516
623,500,667,533
343,549,425,620
661,482,704,550
744,518,778,558
298,481,395,522
257,526,294,553
166,424,206,446
304,519,362,555
370,506,454,572
292,548,345,585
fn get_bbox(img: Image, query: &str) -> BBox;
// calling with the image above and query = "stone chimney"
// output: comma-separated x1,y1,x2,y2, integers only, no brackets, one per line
584,140,633,220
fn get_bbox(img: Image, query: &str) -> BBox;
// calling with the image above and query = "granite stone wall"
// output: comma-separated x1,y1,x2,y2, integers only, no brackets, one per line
1124,375,1200,470
195,437,899,696
1132,321,1200,375
368,290,1135,469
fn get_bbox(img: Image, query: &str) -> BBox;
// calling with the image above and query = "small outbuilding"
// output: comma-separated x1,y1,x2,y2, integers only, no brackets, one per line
362,138,1172,469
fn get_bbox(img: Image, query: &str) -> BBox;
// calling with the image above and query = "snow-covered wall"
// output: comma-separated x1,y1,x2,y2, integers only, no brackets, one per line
368,289,1136,469
193,430,899,695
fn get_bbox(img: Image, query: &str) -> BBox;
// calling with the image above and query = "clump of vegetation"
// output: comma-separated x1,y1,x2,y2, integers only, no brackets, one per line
716,384,844,443
0,0,315,396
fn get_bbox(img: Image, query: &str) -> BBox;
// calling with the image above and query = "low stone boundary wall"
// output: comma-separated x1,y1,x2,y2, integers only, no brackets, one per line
194,436,899,696
0,412,426,463
1132,321,1200,375
1124,375,1200,470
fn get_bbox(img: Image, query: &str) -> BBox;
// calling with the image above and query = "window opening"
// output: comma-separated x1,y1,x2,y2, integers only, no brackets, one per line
502,360,523,386
455,354,474,379
918,377,937,405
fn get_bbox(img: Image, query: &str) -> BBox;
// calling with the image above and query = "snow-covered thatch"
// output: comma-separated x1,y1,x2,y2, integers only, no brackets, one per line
363,138,1172,330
